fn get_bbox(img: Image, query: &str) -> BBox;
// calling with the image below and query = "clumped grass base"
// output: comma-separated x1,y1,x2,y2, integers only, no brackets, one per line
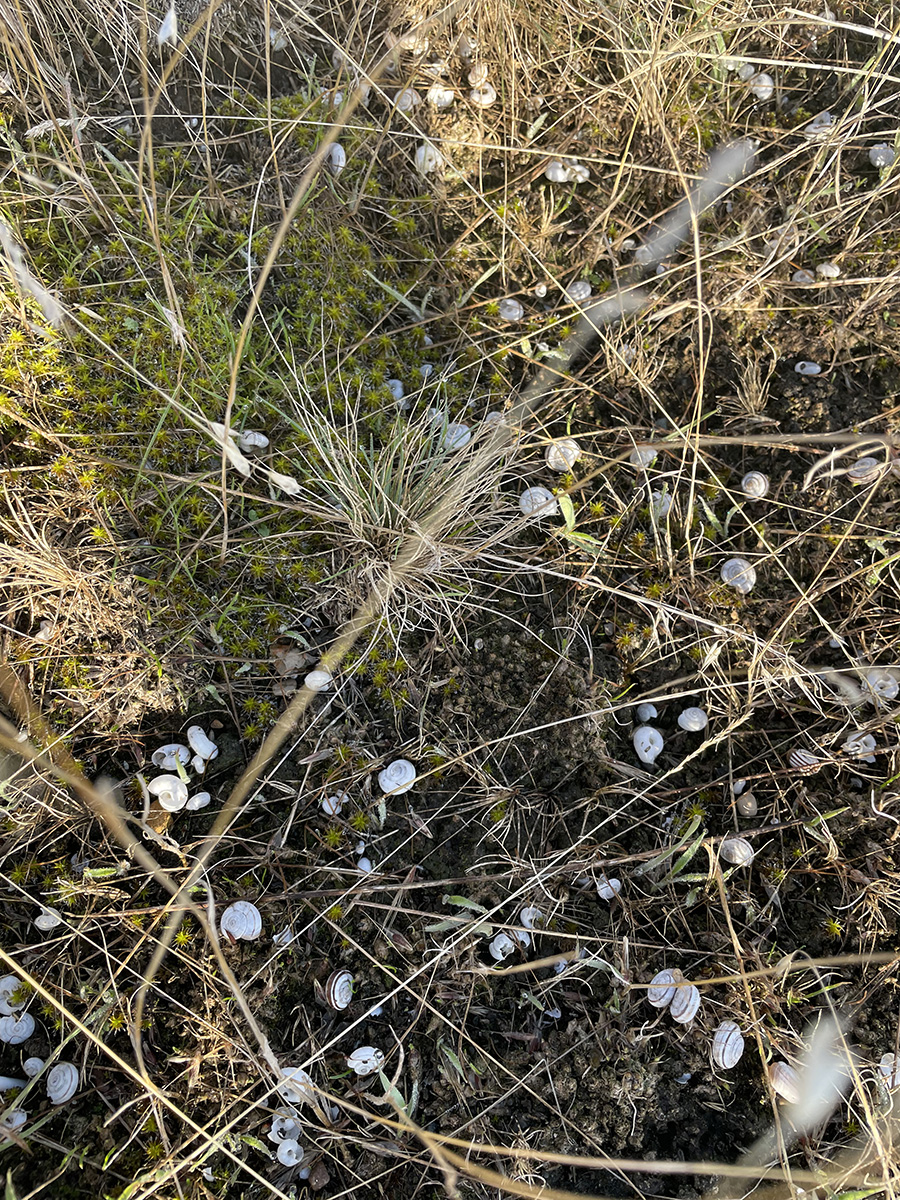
2,0,900,1198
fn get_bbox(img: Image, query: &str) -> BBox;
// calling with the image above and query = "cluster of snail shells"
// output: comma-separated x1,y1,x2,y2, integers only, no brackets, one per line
646,969,701,1024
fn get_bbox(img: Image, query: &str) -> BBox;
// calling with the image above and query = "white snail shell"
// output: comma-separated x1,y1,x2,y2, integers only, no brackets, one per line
469,82,497,106
847,456,884,485
629,445,657,470
415,142,444,175
545,438,581,472
278,1067,316,1106
304,667,333,692
147,774,189,813
741,471,770,499
769,1061,800,1103
395,87,421,111
0,976,24,1015
444,422,471,450
151,742,190,770
863,668,899,701
720,836,755,866
843,731,876,760
788,747,822,773
736,792,758,818
545,159,589,183
237,429,269,452
220,900,263,941
565,280,592,304
878,1052,900,1088
488,932,516,961
870,143,896,168
498,298,524,322
187,726,218,761
321,793,346,817
47,1062,79,1105
268,1112,303,1144
0,1076,26,1092
519,486,559,519
34,907,62,932
633,725,664,764
347,1045,385,1076
596,876,622,901
650,490,672,520
721,557,757,594
325,969,354,1011
748,72,774,100
677,707,708,732
426,84,455,109
22,1057,44,1078
711,1020,745,1069
378,759,416,795
186,791,211,811
277,1139,305,1167
817,262,840,278
0,1013,33,1045
519,907,544,929
647,968,681,1008
327,143,346,175
792,268,815,284
468,63,489,87
669,983,701,1024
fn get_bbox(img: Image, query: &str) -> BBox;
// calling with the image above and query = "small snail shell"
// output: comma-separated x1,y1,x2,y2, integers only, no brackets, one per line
426,84,455,109
268,1112,303,1144
47,1062,79,1105
387,379,405,403
788,747,822,773
0,976,24,1015
0,1076,26,1092
720,557,757,594
187,726,217,761
720,837,755,866
711,1020,745,1069
864,668,900,701
0,1013,34,1045
325,968,354,1010
545,159,589,184
545,438,581,472
304,667,333,692
151,743,191,771
635,702,658,722
327,143,346,175
596,876,622,901
220,900,263,941
147,774,189,813
237,429,269,452
444,422,471,450
347,1046,385,1076
34,907,62,932
519,486,559,519
489,932,516,961
736,792,758,818
677,707,708,732
22,1057,44,1078
878,1052,900,1088
468,63,489,87
843,731,876,760
378,758,416,796
321,793,346,817
669,983,701,1024
816,262,840,278
394,87,421,111
278,1067,316,1106
629,445,657,470
565,280,592,304
277,1139,305,1167
794,360,821,375
497,297,524,322
748,72,773,100
769,1061,800,1104
511,928,531,948
186,791,211,811
633,725,664,764
791,268,815,284
415,142,444,175
741,471,770,499
469,82,497,106
870,143,896,168
650,490,672,520
519,907,544,929
647,968,681,1008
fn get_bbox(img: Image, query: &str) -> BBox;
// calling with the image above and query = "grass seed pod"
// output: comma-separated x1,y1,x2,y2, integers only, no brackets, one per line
325,968,354,1011
670,983,701,1024
647,968,681,1008
220,900,263,941
47,1062,79,1105
720,836,755,866
741,471,770,499
769,1061,800,1103
347,1046,385,1076
711,1020,745,1068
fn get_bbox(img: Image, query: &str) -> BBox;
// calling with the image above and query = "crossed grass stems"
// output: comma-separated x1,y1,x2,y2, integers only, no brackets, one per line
2,0,900,1195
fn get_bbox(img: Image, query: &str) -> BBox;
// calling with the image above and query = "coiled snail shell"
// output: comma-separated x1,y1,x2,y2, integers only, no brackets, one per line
788,747,822,773
596,876,622,901
377,759,417,796
347,1045,385,1076
769,1061,800,1103
220,900,263,941
720,557,757,595
633,725,664,764
677,707,708,732
741,471,770,499
545,438,581,472
847,456,884,486
0,1013,34,1045
669,982,702,1024
325,968,354,1011
47,1062,79,1105
720,836,755,866
711,1020,745,1069
647,968,681,1008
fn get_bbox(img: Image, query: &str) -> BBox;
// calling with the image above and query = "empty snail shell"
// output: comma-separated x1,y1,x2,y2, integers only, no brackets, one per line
596,876,622,901
187,726,218,761
304,667,333,692
22,1057,44,1078
769,1061,800,1103
677,707,708,732
870,143,896,168
147,774,189,813
736,792,758,818
650,490,672,520
847,457,884,486
633,725,664,764
220,900,263,941
0,1013,34,1045
565,280,592,304
327,143,346,175
519,907,544,929
377,759,416,796
277,1139,305,1167
34,907,62,932
151,743,190,771
237,429,269,452
748,71,773,99
394,87,421,111
347,1045,385,1076
647,968,682,1008
278,1067,316,1106
47,1062,79,1105
325,969,354,1011
545,438,581,472
711,1020,745,1069
545,159,589,184
635,702,658,722
878,1052,900,1088
789,747,822,773
720,836,755,866
720,557,757,594
863,667,899,701
186,791,211,811
498,298,524,322
426,83,455,108
321,793,346,817
489,932,516,962
268,1112,303,1144
843,731,876,761
415,142,445,175
670,982,702,1024
469,82,497,106
741,471,770,499
0,976,24,1015
519,486,559,519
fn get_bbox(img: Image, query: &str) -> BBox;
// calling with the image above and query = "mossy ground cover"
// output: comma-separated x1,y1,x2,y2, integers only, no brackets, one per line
1,1,900,1198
